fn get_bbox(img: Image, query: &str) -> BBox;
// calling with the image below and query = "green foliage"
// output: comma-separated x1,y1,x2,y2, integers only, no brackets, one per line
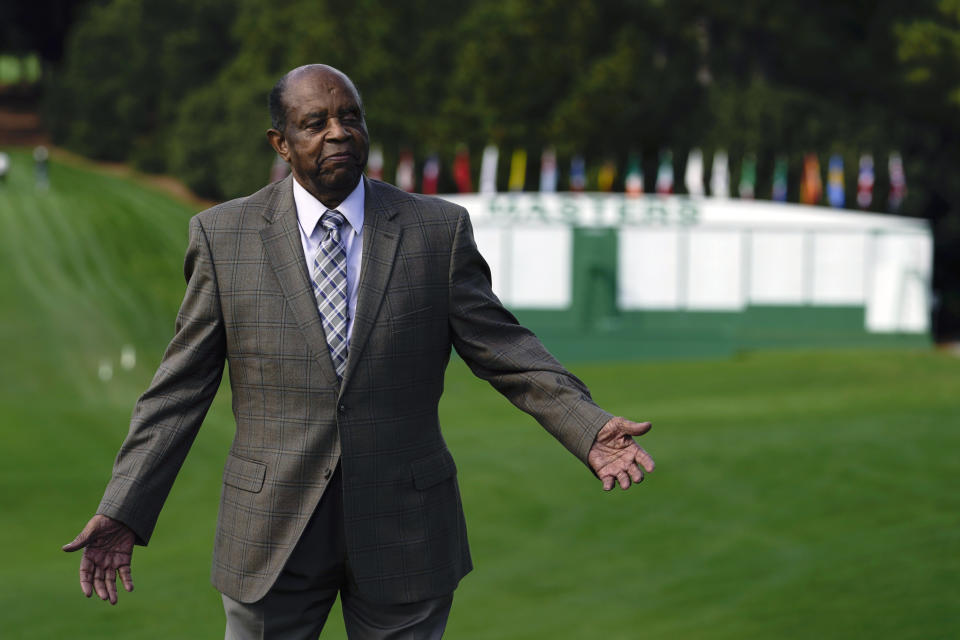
46,0,236,169
898,0,960,98
0,54,41,84
43,0,944,201
169,69,275,200
554,7,705,153
441,0,597,149
893,0,960,336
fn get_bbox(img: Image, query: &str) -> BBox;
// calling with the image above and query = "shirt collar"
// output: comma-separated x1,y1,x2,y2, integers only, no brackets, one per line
292,176,365,239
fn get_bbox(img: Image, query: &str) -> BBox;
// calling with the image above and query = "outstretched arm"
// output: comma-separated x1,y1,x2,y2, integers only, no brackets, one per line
447,208,615,462
62,515,136,605
588,417,656,490
96,216,226,542
64,216,226,604
447,208,658,480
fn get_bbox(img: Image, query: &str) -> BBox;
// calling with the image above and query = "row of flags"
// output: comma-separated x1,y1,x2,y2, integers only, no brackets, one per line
274,144,907,212
796,151,906,211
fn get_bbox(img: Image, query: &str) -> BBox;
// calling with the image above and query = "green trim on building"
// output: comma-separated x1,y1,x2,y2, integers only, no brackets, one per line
572,227,619,330
514,306,930,362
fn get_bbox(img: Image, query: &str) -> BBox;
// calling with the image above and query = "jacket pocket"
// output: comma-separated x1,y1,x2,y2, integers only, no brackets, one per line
223,453,267,493
411,448,457,490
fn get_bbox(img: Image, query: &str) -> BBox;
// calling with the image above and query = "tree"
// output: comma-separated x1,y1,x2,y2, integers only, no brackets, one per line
45,0,236,168
895,0,960,338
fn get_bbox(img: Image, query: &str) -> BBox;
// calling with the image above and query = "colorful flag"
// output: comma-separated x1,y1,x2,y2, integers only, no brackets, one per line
479,144,499,194
827,154,844,208
570,155,586,192
539,147,558,192
422,153,439,194
396,149,415,192
598,157,617,192
366,144,384,181
453,145,472,193
625,152,643,196
857,153,874,209
710,150,729,198
684,148,704,196
800,153,822,205
655,149,674,194
738,153,757,199
508,149,527,192
888,151,907,212
772,154,789,202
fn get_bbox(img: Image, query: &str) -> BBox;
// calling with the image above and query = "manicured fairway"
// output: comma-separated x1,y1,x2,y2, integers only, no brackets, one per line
1,152,957,638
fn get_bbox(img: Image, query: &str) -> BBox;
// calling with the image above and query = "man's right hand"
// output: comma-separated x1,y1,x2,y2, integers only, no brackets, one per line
63,514,135,605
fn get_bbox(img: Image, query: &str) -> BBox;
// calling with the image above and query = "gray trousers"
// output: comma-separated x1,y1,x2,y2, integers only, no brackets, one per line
222,466,453,639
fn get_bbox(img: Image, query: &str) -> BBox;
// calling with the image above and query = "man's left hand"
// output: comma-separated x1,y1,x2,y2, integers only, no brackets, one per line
588,417,656,491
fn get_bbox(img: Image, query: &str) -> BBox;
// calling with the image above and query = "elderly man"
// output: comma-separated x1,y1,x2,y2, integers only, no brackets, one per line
64,64,655,638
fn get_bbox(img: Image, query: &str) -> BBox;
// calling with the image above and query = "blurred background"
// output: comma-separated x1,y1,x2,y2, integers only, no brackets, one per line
1,1,958,638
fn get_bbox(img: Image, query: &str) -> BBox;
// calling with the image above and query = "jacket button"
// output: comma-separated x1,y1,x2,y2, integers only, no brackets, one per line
338,404,346,413
323,468,332,479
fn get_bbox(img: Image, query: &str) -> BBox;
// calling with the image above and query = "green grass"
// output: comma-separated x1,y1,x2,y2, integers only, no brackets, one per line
1,150,958,638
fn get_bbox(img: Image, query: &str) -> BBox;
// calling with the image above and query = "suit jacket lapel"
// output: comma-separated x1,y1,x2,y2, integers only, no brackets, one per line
340,179,400,392
259,175,341,389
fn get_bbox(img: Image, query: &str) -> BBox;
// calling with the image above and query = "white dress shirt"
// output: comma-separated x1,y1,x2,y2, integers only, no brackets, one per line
293,177,365,343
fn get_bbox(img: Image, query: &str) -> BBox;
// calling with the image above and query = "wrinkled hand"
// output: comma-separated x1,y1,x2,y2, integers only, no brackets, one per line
62,515,135,605
588,417,656,491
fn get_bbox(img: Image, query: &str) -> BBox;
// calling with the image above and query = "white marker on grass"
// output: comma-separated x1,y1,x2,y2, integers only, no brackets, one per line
121,345,136,370
98,360,113,381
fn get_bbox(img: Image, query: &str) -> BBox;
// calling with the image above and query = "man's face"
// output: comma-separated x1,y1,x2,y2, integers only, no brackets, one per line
270,68,369,206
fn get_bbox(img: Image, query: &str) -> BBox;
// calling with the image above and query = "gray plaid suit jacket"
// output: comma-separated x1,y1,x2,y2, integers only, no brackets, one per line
97,175,613,605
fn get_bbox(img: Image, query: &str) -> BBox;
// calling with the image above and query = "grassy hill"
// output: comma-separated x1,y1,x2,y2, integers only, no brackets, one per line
0,151,957,638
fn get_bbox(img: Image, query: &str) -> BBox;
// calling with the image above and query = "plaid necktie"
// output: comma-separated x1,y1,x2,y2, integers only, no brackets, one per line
311,209,349,380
